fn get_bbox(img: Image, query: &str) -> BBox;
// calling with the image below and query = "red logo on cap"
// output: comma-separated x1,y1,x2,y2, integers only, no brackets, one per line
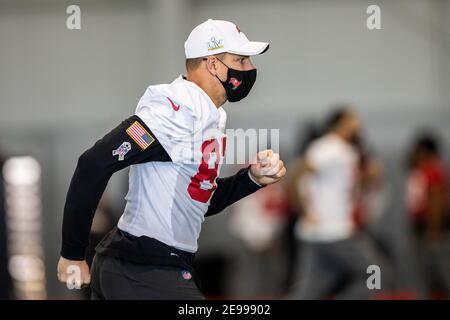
229,77,242,90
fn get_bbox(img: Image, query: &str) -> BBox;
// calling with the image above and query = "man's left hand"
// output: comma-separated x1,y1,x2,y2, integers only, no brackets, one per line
249,149,286,186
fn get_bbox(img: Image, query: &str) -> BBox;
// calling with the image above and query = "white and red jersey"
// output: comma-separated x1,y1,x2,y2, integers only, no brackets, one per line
118,76,227,253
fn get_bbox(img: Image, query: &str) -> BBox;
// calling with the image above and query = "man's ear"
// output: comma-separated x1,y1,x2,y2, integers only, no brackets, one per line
205,56,219,76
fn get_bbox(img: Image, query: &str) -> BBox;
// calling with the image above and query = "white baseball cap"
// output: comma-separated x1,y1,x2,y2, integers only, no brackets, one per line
184,19,270,59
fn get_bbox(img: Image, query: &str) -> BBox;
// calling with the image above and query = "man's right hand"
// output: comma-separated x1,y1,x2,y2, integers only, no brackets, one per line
57,256,91,289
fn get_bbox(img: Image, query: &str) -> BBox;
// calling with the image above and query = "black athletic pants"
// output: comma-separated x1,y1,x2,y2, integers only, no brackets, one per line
90,253,205,300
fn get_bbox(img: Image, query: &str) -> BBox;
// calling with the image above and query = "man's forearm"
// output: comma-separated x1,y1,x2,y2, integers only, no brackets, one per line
205,167,263,217
61,151,112,260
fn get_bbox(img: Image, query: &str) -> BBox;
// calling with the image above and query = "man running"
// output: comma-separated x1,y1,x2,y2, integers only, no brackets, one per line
57,19,286,299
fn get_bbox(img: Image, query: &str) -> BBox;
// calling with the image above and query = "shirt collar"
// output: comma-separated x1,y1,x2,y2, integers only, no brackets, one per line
175,75,221,115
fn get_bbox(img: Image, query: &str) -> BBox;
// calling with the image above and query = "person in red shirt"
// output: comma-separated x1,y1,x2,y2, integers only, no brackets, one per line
406,133,449,241
405,132,450,297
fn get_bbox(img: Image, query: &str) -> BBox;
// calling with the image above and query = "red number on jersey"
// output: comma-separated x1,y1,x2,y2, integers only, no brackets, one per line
188,137,226,203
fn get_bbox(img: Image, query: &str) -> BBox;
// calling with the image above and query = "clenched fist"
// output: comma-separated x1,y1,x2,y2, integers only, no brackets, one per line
57,256,91,289
249,149,286,186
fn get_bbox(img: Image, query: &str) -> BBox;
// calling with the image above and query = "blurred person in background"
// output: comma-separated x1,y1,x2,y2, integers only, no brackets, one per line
229,181,291,298
84,196,117,266
288,107,389,299
405,132,450,298
79,196,117,299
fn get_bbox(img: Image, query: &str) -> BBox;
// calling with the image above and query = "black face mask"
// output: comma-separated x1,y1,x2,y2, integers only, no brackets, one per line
216,59,257,102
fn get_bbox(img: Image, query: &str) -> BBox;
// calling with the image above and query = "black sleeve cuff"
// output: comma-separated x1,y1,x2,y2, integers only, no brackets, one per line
60,243,87,261
242,166,265,192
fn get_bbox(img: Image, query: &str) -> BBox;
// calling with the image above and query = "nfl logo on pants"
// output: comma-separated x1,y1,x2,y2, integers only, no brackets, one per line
181,270,192,280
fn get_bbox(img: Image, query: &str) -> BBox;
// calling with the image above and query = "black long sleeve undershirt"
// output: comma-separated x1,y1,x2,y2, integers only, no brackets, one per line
61,115,263,260
61,115,171,260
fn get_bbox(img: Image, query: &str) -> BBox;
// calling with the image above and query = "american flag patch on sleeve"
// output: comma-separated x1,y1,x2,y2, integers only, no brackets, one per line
126,121,155,150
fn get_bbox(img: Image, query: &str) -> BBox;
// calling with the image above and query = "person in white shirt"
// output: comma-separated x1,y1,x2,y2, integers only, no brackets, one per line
57,19,286,299
289,108,382,299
